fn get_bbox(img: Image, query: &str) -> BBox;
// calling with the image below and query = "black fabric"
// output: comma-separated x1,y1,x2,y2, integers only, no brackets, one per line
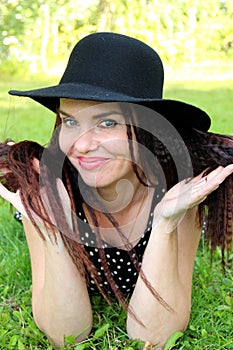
77,186,165,297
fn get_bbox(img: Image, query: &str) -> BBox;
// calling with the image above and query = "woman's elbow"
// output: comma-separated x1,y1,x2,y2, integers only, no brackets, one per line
33,312,93,349
126,306,190,348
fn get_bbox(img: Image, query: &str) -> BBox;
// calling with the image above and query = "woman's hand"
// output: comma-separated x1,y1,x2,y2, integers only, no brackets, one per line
153,164,233,233
0,155,73,245
0,183,28,217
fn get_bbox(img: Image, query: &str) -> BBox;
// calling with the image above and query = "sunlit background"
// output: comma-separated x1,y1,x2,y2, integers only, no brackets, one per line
1,0,233,78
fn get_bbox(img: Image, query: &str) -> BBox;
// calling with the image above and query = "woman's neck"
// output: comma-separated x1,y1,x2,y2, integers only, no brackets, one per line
92,176,147,215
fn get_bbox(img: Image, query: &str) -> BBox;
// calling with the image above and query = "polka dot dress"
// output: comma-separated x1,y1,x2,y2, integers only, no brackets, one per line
14,186,167,297
14,211,23,224
13,184,209,298
77,186,165,297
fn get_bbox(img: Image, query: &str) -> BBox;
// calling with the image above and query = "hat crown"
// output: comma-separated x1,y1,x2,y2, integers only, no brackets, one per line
8,32,211,131
60,32,164,99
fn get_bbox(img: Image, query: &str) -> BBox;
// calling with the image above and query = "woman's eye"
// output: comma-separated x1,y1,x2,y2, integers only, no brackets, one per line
62,118,78,127
99,119,117,128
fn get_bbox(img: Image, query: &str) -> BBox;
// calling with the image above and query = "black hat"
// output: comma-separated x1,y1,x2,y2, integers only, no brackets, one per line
9,32,211,131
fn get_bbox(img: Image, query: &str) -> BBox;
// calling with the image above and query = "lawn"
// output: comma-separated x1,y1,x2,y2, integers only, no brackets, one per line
0,73,233,349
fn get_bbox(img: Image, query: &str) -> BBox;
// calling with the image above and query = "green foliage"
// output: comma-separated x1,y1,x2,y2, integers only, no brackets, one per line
163,331,184,350
1,0,233,76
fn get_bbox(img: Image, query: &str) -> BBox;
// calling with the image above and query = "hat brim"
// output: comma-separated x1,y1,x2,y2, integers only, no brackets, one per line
9,82,211,131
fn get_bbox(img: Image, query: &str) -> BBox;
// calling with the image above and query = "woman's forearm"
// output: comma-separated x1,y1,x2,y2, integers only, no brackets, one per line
34,242,92,348
23,219,92,348
127,218,191,348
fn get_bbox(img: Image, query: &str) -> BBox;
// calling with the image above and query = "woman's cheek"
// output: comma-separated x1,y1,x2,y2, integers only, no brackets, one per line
59,131,77,156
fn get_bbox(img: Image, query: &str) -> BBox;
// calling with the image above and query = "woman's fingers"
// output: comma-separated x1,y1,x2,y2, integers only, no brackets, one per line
194,164,233,203
204,164,233,184
154,164,233,231
0,184,28,218
0,182,13,203
56,178,73,229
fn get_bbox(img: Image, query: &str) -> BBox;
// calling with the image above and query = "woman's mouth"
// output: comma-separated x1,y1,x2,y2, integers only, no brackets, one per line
77,156,110,170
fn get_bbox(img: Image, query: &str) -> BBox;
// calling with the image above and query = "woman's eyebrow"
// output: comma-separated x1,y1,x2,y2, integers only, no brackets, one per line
92,111,123,120
59,109,74,118
59,109,123,120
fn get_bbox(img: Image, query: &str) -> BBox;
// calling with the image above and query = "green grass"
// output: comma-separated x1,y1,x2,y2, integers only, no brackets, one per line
0,208,232,349
0,75,56,145
0,73,233,349
164,80,233,134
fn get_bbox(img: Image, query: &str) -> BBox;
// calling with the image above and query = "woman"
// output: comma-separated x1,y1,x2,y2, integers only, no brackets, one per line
0,32,232,349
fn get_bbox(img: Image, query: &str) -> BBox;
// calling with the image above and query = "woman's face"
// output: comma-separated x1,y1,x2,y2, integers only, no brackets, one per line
59,99,138,191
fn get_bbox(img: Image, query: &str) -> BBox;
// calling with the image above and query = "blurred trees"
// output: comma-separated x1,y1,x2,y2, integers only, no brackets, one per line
0,0,233,74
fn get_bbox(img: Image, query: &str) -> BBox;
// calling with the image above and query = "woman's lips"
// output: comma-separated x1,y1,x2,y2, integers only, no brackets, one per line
77,156,110,170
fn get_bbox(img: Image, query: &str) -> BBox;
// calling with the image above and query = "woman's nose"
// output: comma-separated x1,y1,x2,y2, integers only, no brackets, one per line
72,128,99,154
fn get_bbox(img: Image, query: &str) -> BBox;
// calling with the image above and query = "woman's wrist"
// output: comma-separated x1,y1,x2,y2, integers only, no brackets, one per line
152,213,180,235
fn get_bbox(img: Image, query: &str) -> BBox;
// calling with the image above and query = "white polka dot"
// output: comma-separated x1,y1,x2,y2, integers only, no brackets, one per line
113,271,118,275
142,240,147,245
85,232,89,238
78,212,82,216
100,266,104,270
116,251,120,255
90,240,94,245
98,272,101,276
162,188,166,193
127,262,131,265
128,268,132,272
89,251,94,256
120,258,123,262
126,288,131,292
81,237,84,241
83,218,87,223
126,278,130,282
106,254,110,258
94,248,98,252
98,259,101,263
133,272,137,276
117,265,121,269
104,281,108,285
85,242,89,246
118,277,122,280
122,285,126,289
90,280,95,284
112,258,116,263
